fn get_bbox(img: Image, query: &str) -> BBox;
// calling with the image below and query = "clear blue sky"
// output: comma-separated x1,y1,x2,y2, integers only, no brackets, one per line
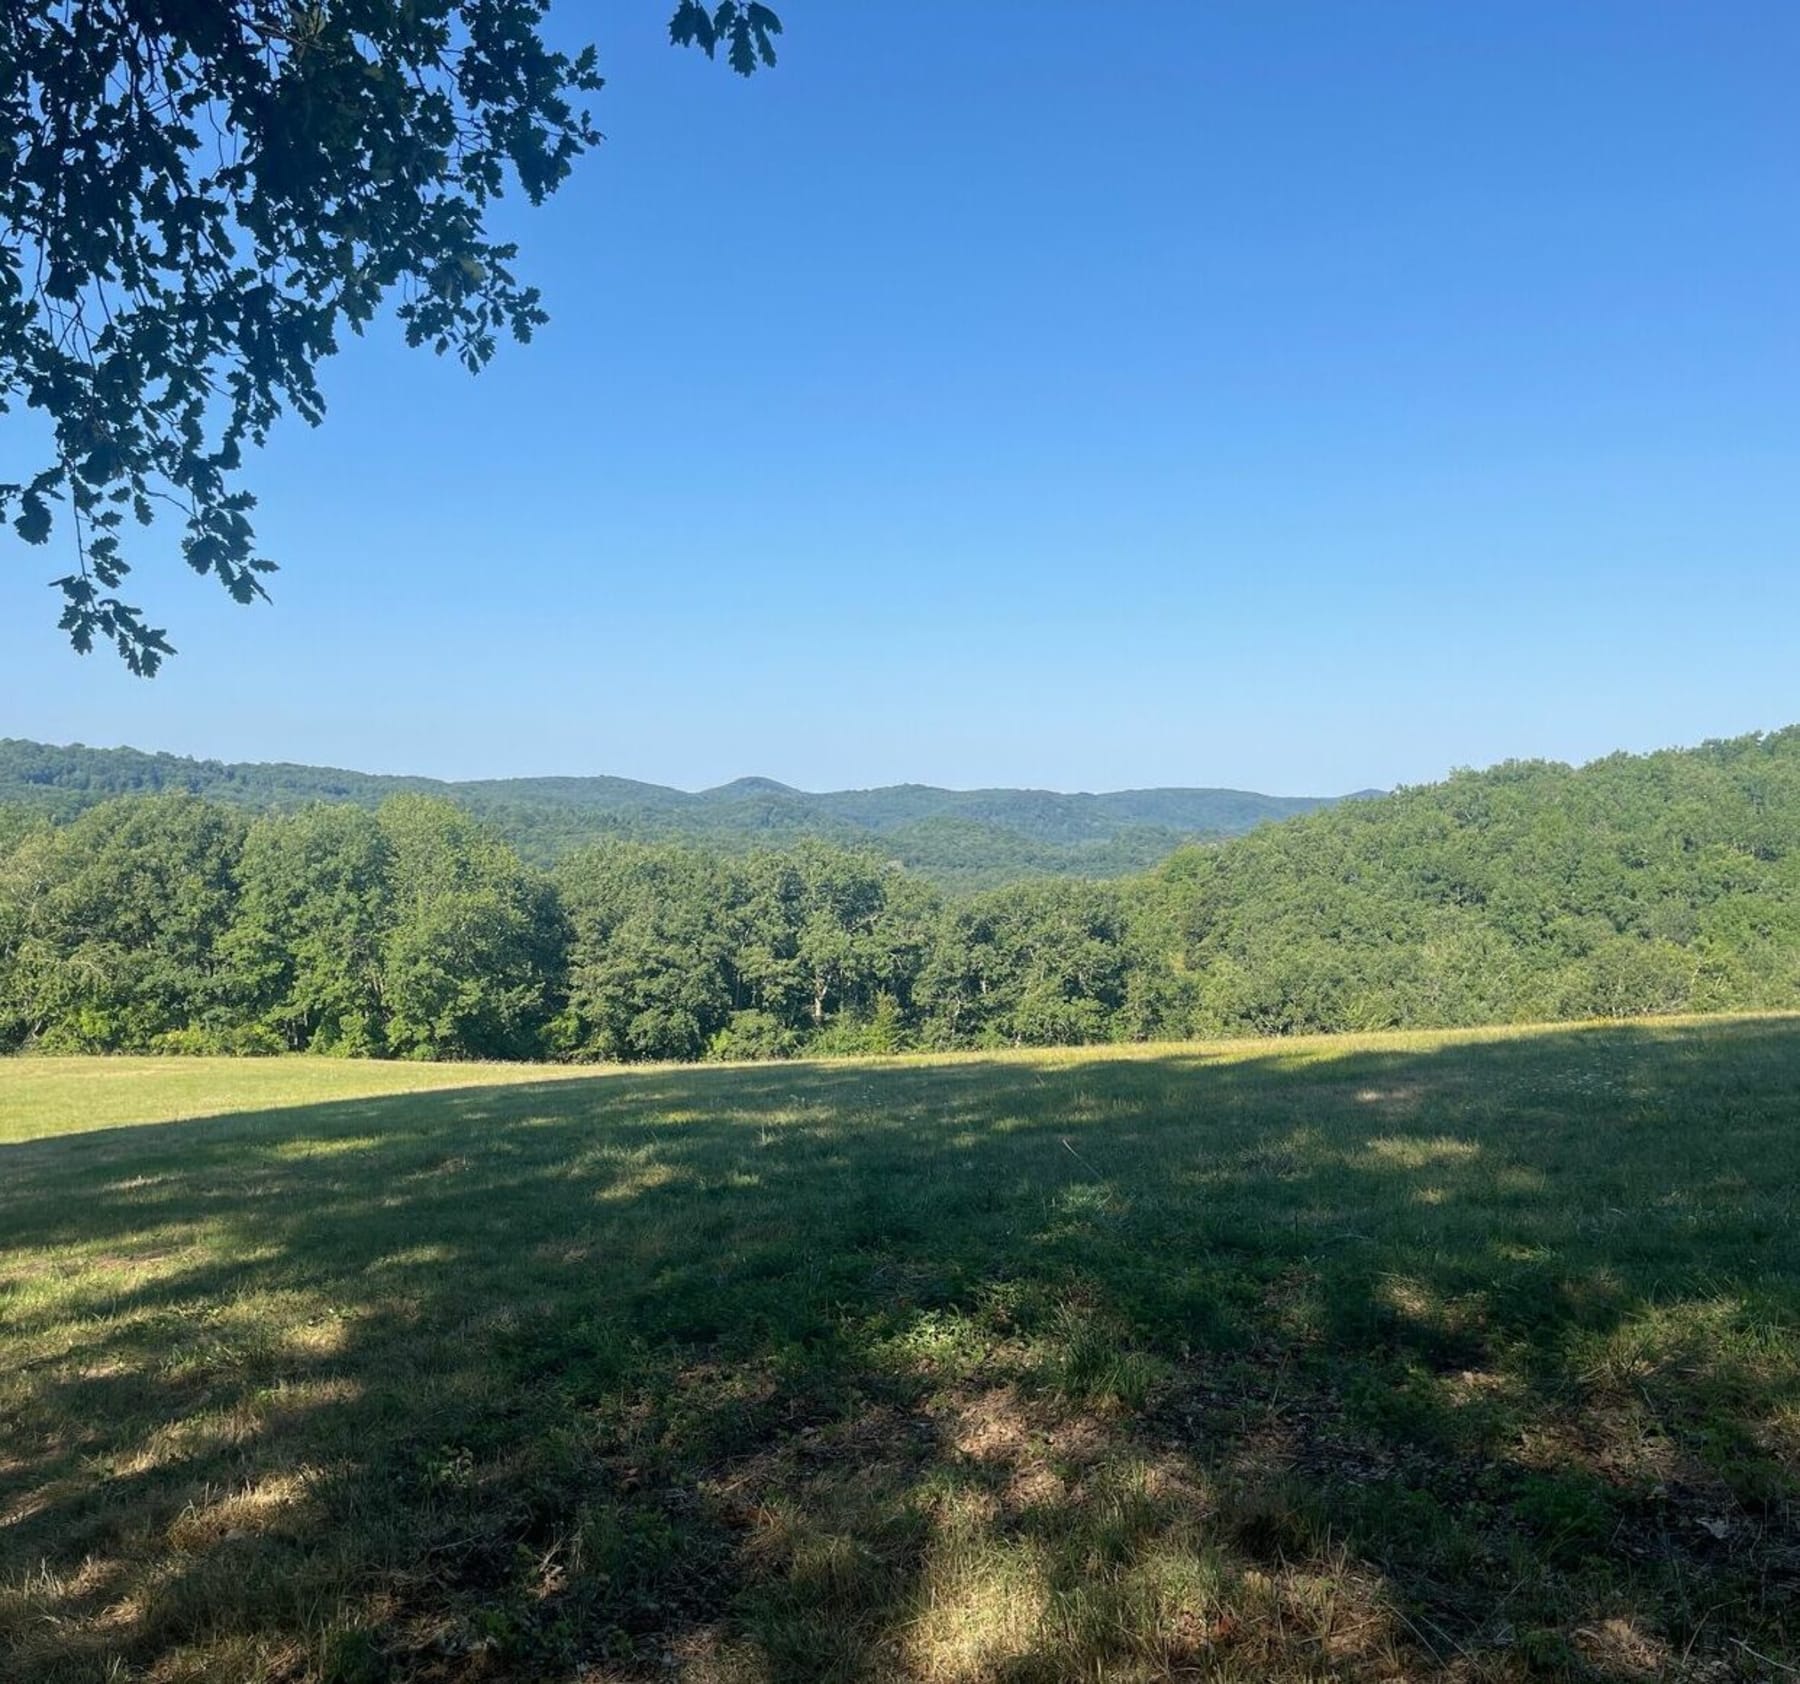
3,1,1796,794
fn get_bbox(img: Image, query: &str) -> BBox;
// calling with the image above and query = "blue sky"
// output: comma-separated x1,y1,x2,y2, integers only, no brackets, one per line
3,1,1796,794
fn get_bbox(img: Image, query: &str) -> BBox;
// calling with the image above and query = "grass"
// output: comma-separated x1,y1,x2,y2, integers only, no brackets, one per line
2,1017,1797,1682
0,1056,607,1145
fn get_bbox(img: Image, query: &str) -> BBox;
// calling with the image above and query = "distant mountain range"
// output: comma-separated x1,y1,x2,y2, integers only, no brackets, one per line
0,738,1380,889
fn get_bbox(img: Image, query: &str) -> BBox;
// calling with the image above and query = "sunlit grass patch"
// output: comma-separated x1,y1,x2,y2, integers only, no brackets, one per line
1360,1134,1482,1168
2,1015,1799,1679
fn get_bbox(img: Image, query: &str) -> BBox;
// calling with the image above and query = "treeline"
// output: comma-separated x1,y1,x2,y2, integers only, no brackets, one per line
3,729,1800,1060
0,737,1338,888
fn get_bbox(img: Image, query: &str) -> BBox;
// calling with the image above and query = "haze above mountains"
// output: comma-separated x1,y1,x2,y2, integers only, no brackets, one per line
0,739,1377,890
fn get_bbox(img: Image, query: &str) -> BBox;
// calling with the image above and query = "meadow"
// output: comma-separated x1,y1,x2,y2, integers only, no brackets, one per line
3,1017,1798,1682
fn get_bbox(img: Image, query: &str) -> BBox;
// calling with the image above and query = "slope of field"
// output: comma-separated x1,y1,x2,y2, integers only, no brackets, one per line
0,1055,603,1144
0,738,1356,884
3,1019,1798,1681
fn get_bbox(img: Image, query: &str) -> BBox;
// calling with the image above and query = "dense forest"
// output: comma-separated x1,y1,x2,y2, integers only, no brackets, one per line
0,739,1349,890
2,729,1797,1061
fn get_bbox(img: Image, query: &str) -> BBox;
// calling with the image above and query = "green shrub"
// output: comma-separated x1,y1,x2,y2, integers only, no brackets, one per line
707,1009,799,1061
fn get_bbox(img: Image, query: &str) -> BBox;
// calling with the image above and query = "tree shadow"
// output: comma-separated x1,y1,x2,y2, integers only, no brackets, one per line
3,1017,1798,1680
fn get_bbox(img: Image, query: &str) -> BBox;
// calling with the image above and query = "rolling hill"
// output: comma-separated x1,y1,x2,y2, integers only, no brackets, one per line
0,738,1367,887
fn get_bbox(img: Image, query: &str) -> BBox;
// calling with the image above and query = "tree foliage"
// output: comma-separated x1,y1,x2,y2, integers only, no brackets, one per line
0,736,1336,888
1,2,775,670
377,794,566,1059
0,795,245,1049
225,802,392,1052
5,730,1800,1061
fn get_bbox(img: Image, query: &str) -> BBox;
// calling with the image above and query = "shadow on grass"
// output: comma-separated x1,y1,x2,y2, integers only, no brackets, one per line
3,1018,1799,1681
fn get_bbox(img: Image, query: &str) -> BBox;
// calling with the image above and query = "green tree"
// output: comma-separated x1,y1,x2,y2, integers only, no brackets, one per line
0,820,56,1050
377,796,564,1059
2,2,779,670
8,726,1800,1065
737,842,937,1036
557,842,742,1061
920,880,1132,1048
224,804,393,1052
0,795,245,1050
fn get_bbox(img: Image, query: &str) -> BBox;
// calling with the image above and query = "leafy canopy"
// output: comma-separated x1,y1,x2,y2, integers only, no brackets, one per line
0,1,779,672
9,727,1800,1060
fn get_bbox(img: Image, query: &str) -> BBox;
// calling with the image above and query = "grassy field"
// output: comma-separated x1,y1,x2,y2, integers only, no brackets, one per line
0,1056,608,1145
2,1020,1798,1682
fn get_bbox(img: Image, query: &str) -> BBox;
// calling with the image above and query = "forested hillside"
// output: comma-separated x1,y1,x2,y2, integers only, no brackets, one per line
2,729,1796,1060
1146,729,1800,1032
0,739,1343,888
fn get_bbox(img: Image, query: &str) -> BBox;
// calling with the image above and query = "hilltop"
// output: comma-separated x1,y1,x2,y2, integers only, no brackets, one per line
0,738,1362,889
